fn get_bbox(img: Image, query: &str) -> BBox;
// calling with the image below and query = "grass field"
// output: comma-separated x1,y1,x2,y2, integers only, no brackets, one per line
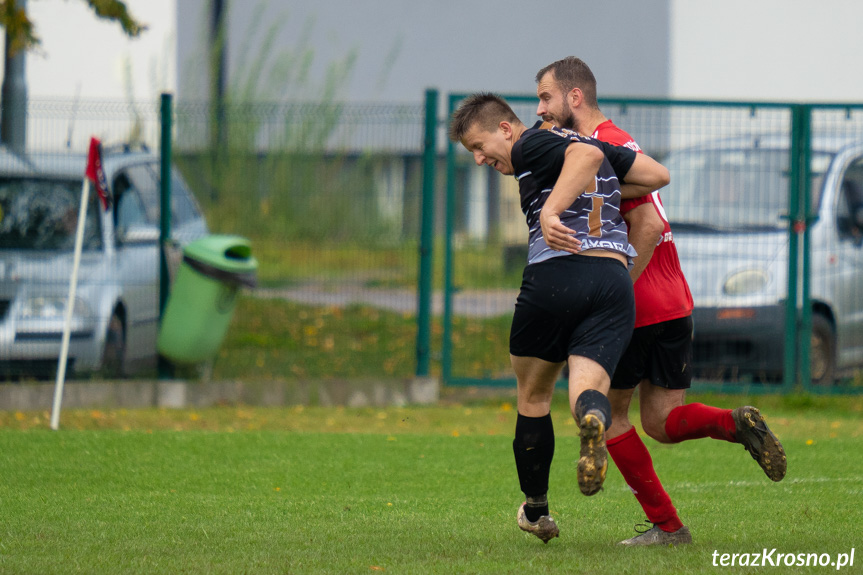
1,392,861,574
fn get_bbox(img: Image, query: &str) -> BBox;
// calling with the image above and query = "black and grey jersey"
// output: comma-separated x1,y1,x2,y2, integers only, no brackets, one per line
511,121,638,265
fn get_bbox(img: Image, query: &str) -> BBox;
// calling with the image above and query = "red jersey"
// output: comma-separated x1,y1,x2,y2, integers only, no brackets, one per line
591,120,693,328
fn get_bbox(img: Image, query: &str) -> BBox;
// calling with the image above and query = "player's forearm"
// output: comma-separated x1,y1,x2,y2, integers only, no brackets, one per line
624,204,664,283
620,183,655,199
622,153,670,193
543,143,604,216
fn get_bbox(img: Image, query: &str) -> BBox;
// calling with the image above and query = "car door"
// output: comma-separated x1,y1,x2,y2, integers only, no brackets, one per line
113,164,161,364
831,153,863,368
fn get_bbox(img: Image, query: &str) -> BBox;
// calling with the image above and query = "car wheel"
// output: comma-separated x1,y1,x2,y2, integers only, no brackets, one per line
810,314,836,386
101,311,126,379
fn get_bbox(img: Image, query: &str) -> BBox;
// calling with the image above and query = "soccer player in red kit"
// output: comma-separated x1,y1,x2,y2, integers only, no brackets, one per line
534,57,787,546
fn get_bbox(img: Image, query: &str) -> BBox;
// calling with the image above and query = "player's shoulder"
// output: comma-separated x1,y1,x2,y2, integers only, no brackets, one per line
519,121,581,155
526,121,583,143
593,120,642,152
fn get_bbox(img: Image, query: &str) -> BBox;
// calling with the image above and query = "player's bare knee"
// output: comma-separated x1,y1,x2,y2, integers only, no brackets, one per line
642,415,673,443
517,394,552,417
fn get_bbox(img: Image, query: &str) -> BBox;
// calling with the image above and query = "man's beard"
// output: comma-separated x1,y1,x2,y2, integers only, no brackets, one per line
557,106,577,131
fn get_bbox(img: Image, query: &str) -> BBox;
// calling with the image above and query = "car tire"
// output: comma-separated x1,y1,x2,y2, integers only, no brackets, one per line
810,314,836,386
101,311,126,379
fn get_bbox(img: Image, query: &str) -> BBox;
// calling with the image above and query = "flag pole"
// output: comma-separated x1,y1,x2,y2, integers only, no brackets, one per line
49,170,92,430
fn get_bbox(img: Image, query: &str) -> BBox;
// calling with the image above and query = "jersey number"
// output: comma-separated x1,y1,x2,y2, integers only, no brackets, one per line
588,196,603,237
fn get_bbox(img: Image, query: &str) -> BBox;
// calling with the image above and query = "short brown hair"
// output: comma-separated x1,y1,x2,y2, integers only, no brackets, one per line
535,57,599,109
448,92,520,142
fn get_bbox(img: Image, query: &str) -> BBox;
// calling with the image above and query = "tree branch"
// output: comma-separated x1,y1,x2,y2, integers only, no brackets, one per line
0,0,146,58
85,0,147,38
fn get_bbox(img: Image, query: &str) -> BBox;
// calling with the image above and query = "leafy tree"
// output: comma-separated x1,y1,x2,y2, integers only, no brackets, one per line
0,0,145,56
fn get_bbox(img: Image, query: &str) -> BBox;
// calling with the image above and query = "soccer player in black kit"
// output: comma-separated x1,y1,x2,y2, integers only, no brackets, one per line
449,93,670,543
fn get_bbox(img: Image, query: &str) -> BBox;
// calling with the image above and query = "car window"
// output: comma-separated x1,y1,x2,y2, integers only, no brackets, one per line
663,148,833,232
116,162,202,228
0,177,102,250
170,168,202,227
121,164,161,225
113,172,148,233
836,156,863,241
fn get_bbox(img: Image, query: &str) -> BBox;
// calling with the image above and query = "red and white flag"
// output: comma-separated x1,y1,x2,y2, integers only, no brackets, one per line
85,137,111,211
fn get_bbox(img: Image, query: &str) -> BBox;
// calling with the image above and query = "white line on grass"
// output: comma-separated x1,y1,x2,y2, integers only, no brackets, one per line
662,476,863,492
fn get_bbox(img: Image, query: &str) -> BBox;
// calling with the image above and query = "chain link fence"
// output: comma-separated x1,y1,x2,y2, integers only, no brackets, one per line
443,94,863,394
0,97,427,382
5,94,863,393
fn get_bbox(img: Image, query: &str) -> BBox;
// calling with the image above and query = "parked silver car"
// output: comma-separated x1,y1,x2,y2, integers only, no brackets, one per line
0,146,207,379
663,134,863,384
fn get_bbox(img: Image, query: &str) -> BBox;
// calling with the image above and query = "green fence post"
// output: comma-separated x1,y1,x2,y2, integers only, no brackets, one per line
442,94,458,385
416,89,438,377
784,104,806,389
159,92,174,379
797,105,813,390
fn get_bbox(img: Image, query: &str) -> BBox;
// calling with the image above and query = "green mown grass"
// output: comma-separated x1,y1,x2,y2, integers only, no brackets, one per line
1,393,861,574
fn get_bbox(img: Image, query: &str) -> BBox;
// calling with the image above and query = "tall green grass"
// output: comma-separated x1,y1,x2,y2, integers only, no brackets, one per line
211,298,512,381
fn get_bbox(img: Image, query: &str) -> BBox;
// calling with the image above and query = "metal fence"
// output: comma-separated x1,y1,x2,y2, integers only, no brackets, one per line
173,100,430,381
4,93,863,394
0,96,428,382
441,93,863,394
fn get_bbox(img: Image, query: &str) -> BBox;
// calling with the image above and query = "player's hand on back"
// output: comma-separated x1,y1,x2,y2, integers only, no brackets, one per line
540,209,581,254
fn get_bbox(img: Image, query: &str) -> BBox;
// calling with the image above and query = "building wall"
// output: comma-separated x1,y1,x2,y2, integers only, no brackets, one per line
12,0,862,105
175,0,672,104
670,0,863,103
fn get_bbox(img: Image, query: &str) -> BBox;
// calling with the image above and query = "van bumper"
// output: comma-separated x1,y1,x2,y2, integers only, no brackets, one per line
691,304,786,381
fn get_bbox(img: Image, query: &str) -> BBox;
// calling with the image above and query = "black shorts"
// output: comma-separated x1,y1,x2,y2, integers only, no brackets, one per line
510,255,635,378
610,315,693,390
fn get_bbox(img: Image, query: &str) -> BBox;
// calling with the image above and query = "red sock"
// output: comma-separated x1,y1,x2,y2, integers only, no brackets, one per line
607,427,683,533
665,403,735,443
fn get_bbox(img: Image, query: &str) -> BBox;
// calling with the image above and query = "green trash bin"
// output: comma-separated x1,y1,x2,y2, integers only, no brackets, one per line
157,234,258,364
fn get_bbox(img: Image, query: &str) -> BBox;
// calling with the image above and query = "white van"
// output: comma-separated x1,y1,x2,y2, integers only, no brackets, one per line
662,135,863,385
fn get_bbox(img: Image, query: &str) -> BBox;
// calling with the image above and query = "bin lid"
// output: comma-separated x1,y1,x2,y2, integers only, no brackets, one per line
183,234,259,274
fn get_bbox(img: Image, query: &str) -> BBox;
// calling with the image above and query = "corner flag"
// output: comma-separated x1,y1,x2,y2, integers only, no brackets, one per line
51,136,104,430
85,137,111,211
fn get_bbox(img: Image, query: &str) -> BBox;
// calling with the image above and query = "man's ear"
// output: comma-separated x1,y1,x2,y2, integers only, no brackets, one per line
568,87,582,108
499,121,513,140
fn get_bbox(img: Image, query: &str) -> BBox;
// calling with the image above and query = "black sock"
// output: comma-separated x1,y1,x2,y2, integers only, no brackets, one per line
513,413,554,521
574,389,612,429
524,495,549,522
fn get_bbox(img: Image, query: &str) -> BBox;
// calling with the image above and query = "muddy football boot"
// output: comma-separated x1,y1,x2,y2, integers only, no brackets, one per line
517,502,559,543
732,406,787,481
619,524,692,546
577,412,608,496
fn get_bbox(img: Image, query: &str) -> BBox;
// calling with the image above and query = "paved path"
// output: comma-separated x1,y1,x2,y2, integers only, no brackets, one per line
254,286,517,318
